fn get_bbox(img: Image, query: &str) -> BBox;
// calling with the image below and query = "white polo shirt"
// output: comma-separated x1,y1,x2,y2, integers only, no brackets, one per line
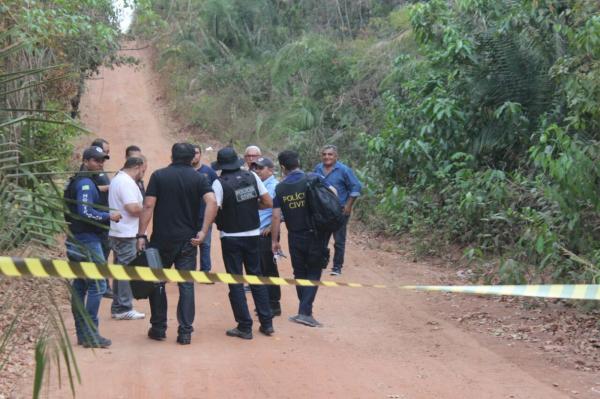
108,171,143,238
212,171,268,237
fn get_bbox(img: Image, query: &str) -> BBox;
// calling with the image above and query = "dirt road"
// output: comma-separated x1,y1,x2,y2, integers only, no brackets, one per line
37,47,599,399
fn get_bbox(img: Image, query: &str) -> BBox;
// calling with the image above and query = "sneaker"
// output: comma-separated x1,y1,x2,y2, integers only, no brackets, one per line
112,310,145,320
330,267,341,276
102,287,114,299
290,314,323,328
148,328,166,341
244,285,252,293
80,335,112,348
259,325,275,336
225,327,253,340
176,333,191,345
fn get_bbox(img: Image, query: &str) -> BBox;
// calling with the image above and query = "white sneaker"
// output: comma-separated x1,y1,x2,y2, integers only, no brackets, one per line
112,310,145,320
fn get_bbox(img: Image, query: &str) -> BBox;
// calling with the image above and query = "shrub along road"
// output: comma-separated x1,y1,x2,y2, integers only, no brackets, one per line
36,46,599,399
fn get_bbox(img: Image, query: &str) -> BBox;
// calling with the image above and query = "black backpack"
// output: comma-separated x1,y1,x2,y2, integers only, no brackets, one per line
305,174,345,232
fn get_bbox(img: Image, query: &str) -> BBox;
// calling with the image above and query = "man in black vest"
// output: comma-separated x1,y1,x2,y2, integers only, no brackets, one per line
212,147,275,339
271,150,330,328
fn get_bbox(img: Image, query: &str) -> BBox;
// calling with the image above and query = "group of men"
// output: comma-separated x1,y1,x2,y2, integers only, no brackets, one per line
65,139,361,347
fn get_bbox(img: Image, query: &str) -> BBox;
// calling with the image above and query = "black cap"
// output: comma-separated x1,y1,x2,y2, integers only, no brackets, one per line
82,146,110,161
211,147,244,171
253,157,274,168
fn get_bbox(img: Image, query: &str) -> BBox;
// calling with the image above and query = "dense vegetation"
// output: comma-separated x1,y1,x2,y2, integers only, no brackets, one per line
1,1,128,395
136,0,600,285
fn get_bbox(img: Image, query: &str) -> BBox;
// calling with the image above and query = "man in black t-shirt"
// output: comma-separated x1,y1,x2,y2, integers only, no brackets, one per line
137,143,217,345
271,150,330,328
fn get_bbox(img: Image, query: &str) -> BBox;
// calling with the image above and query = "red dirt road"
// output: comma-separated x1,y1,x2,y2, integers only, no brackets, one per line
37,47,599,398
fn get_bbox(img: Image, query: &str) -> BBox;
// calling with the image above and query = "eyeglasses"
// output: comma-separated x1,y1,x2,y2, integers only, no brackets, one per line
245,154,260,159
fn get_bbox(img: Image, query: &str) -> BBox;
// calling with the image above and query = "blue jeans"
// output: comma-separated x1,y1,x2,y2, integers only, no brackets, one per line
199,226,212,271
149,240,197,335
326,214,350,270
288,231,324,316
66,239,107,341
220,236,273,332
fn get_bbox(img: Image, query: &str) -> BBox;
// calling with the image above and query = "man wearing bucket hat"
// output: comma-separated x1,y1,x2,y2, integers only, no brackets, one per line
212,147,275,339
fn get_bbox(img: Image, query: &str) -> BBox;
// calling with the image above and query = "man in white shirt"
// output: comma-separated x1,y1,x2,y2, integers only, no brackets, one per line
109,156,147,320
211,147,274,339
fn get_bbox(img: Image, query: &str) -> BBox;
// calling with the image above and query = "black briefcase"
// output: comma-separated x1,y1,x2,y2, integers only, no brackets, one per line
127,248,163,300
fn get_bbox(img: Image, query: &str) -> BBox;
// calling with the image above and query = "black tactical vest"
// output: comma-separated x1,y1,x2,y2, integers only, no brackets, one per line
275,175,312,232
64,175,105,235
216,170,260,233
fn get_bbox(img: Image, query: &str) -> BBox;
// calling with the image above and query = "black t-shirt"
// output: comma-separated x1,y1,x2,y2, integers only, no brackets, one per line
146,163,213,246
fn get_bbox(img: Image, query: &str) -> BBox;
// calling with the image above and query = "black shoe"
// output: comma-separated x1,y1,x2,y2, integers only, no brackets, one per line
271,304,282,317
148,328,166,341
226,327,253,340
80,335,112,348
103,287,114,299
176,333,191,345
259,325,274,336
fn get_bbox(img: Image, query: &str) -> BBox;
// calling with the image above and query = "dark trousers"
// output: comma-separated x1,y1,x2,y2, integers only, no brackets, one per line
149,240,197,335
259,234,281,307
220,236,273,332
325,214,350,270
288,231,324,316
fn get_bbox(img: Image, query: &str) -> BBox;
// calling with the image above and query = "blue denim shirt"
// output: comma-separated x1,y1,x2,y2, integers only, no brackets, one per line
259,175,278,231
314,161,362,206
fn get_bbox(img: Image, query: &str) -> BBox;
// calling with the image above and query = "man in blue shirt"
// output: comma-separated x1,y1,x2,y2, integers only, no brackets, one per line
65,146,122,348
253,157,281,316
314,144,362,276
192,145,219,272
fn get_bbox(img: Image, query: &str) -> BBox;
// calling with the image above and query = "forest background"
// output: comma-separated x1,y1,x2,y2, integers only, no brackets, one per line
133,0,600,286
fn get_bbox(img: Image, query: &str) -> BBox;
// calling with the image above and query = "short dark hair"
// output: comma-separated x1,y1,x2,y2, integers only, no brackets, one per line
123,156,145,169
91,138,109,148
278,150,300,170
125,145,141,157
171,142,195,164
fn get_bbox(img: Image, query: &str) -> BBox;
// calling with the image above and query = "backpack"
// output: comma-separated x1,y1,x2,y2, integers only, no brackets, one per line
305,174,345,232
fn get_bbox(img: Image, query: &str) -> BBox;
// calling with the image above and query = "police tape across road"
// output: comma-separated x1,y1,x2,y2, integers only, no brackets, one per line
1,256,599,300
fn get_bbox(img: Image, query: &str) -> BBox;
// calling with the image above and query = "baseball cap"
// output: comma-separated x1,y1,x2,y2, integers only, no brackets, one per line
82,146,110,161
253,157,274,168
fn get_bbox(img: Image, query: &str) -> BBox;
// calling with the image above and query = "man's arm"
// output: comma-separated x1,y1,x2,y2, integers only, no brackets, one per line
191,192,217,246
258,192,272,210
271,208,282,254
137,195,156,251
124,202,143,217
343,166,362,215
76,179,115,222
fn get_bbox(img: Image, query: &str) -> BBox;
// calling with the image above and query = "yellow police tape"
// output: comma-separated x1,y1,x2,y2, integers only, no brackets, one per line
1,256,599,300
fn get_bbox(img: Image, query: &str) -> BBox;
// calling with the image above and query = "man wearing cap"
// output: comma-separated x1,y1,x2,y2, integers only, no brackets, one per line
253,156,282,316
212,147,275,339
137,143,217,345
314,144,362,276
192,145,218,273
108,156,147,321
64,146,122,348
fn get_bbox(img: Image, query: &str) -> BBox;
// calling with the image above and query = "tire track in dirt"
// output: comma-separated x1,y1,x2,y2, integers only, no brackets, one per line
32,45,598,399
